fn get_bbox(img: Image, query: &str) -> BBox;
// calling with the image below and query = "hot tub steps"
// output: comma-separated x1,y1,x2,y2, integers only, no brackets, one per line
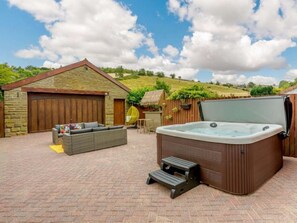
147,156,200,199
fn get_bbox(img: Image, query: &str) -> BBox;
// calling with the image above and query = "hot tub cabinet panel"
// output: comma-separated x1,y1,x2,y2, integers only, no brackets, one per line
157,134,282,195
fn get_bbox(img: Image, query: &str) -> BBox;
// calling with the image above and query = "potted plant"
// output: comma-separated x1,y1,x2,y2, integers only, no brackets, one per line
172,106,180,113
180,98,192,110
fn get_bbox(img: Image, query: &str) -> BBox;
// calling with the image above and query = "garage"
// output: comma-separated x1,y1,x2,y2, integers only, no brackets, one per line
28,93,105,133
1,59,130,137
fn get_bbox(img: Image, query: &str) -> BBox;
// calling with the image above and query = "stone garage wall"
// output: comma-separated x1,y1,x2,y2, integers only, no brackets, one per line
4,66,128,137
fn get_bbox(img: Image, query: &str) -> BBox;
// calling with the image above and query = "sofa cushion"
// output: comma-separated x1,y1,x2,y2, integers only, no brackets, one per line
55,125,61,132
74,123,84,130
60,124,70,134
92,127,109,132
70,128,92,135
108,125,124,130
98,123,105,127
84,121,98,128
69,123,77,130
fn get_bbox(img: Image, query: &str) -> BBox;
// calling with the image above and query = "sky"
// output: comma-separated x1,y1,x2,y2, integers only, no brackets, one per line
1,0,297,85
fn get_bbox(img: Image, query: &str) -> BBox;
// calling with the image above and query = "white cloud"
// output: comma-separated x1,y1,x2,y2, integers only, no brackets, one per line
180,32,294,72
253,0,297,39
12,0,146,68
168,0,297,77
145,33,159,56
8,0,63,23
211,73,278,85
163,45,179,58
9,0,297,82
285,69,297,81
43,60,61,69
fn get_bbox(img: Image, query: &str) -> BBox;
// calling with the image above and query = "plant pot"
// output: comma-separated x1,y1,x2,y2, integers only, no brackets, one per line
180,103,192,110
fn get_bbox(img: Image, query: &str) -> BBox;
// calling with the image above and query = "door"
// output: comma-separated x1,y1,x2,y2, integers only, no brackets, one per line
114,99,125,125
28,93,105,133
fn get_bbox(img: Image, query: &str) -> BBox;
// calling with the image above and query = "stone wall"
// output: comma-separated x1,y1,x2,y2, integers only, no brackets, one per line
4,66,129,137
4,89,27,136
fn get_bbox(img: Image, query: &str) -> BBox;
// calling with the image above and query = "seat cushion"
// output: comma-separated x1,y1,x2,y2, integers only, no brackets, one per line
108,125,124,130
70,128,93,135
92,127,109,132
84,121,98,128
55,125,61,132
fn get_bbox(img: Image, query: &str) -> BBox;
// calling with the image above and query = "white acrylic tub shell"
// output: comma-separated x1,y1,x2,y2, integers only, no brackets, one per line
156,121,283,144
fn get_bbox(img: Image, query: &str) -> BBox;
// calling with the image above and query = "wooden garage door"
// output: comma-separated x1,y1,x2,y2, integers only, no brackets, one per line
28,93,104,133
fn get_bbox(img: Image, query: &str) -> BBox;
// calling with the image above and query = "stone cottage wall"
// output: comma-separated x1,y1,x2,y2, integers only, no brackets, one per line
4,66,128,137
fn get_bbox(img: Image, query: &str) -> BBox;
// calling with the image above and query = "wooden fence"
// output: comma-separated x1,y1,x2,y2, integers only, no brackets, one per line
0,101,4,138
162,98,200,125
160,96,297,158
162,96,250,126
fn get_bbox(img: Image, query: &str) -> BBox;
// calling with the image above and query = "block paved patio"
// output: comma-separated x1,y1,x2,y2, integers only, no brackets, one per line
1,129,297,222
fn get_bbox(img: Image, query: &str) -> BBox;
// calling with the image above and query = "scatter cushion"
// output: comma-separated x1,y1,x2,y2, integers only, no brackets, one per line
75,123,83,129
55,125,61,132
108,125,124,130
70,128,92,135
84,121,99,128
92,127,109,132
69,123,76,130
98,123,105,127
64,125,70,133
59,125,65,133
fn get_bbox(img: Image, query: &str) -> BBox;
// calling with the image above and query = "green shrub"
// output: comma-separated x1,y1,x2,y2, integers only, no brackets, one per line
250,86,275,96
154,79,171,94
168,85,218,100
126,87,153,105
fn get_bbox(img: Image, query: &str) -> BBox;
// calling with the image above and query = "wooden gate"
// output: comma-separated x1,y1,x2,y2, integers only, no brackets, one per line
113,99,125,125
28,93,105,133
0,101,4,138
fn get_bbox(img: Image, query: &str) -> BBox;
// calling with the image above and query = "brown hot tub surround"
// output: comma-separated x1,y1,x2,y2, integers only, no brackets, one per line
157,133,282,195
156,96,292,195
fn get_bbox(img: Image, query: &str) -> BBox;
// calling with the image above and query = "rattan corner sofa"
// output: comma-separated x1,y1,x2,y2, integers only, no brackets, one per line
52,122,127,155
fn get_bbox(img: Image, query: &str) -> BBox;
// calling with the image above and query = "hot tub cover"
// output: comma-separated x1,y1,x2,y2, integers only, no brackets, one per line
199,96,292,138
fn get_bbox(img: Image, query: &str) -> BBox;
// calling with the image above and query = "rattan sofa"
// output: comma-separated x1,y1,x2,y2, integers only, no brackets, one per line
62,127,127,155
52,121,103,145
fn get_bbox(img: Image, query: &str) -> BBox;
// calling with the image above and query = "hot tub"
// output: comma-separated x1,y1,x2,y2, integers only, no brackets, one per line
156,96,292,195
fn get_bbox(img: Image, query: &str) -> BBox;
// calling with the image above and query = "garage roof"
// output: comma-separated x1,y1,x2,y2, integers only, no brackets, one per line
1,59,130,92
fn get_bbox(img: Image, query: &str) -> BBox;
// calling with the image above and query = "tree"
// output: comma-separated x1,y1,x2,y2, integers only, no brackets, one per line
115,66,124,78
279,80,291,89
247,82,256,88
138,68,146,76
0,63,19,86
170,73,176,79
156,72,165,78
154,79,171,94
146,70,154,76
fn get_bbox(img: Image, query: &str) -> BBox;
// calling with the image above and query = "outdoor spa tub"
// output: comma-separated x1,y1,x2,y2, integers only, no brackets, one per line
156,96,292,195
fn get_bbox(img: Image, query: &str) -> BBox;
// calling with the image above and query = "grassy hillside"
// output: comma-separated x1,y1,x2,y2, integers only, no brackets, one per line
117,76,249,97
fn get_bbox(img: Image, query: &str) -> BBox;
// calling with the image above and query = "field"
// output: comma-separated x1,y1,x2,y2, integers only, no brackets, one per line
116,75,249,97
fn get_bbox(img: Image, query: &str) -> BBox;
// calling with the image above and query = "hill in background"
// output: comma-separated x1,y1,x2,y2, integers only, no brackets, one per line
112,74,249,97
